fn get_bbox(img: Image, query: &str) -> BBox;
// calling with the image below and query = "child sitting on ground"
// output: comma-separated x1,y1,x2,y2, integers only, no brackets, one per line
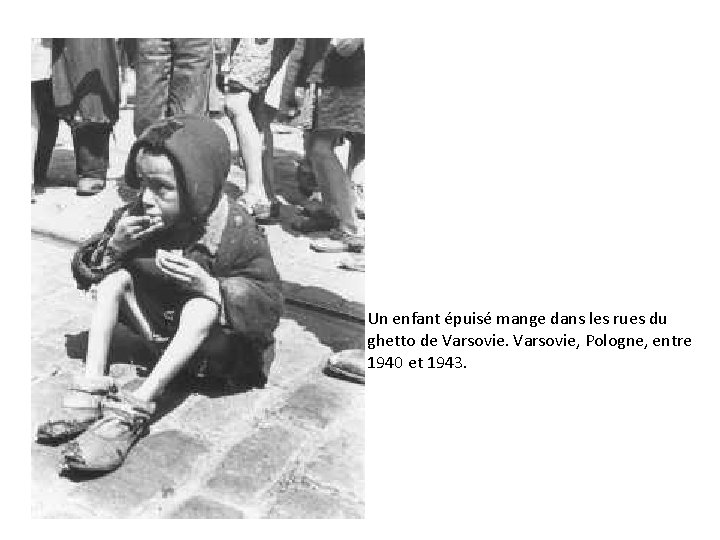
36,115,283,474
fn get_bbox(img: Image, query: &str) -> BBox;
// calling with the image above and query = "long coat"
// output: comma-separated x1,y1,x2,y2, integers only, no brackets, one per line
52,38,120,126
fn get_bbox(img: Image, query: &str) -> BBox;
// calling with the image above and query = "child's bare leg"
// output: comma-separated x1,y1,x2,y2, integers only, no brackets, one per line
84,269,155,377
132,297,219,402
256,102,276,201
225,91,269,206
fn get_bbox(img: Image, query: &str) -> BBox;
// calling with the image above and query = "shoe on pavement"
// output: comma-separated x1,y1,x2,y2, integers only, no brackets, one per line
36,375,116,444
239,197,281,223
339,253,365,272
299,198,325,217
76,177,106,196
292,212,339,233
60,390,154,473
323,349,365,385
296,166,318,197
310,230,364,253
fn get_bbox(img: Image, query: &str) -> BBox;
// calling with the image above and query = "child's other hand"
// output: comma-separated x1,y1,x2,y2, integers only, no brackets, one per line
155,250,221,303
111,213,164,252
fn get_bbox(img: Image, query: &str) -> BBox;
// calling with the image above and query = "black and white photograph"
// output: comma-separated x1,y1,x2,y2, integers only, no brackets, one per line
18,2,720,536
30,38,364,519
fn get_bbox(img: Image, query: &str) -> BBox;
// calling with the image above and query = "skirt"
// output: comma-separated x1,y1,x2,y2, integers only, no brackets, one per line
297,84,365,134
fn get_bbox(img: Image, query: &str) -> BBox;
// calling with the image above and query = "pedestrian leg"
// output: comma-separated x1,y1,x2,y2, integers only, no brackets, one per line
32,79,59,186
225,91,270,211
134,38,172,136
309,129,359,236
167,38,213,118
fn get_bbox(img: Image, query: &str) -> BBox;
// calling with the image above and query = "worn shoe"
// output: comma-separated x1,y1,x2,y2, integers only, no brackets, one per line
36,375,116,444
60,390,154,473
239,197,280,223
339,253,365,272
310,230,364,253
299,197,325,218
292,212,339,233
254,201,281,223
76,177,106,196
323,349,365,385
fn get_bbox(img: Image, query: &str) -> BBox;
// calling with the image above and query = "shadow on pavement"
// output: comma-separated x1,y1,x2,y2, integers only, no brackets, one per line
282,281,364,352
36,148,77,191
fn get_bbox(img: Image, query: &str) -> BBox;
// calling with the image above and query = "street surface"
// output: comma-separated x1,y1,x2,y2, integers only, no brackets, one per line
31,109,364,518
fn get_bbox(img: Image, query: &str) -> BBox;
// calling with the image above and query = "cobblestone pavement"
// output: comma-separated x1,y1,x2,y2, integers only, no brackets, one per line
31,109,364,518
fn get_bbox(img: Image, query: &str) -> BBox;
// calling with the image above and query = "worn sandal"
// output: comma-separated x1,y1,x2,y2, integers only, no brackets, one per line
36,375,116,444
60,390,155,473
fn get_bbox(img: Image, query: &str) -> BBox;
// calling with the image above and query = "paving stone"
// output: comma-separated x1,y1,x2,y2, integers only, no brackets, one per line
206,424,299,503
303,410,364,496
169,496,245,519
31,340,68,380
32,295,90,338
33,316,93,356
32,443,61,482
69,430,208,516
266,320,328,388
265,480,363,519
277,377,361,430
168,388,268,439
31,372,75,429
31,444,101,518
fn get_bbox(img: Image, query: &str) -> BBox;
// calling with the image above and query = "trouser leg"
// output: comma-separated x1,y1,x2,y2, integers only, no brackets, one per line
134,38,172,136
167,38,213,118
72,123,111,180
32,79,59,184
309,129,358,235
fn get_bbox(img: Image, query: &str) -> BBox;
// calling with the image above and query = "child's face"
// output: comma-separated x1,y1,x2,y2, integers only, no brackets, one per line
135,151,181,228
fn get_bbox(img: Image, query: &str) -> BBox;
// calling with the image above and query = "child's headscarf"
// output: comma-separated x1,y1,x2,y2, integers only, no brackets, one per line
124,115,231,223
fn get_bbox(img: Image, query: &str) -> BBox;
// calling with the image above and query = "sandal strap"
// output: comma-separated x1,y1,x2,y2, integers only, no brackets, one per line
69,375,116,394
61,391,102,411
102,391,154,422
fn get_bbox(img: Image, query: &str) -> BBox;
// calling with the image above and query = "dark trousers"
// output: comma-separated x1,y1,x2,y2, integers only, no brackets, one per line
32,80,111,182
134,38,213,137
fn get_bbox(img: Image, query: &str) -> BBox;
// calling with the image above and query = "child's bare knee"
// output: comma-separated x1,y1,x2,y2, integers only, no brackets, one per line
225,94,251,117
96,269,132,300
177,297,220,337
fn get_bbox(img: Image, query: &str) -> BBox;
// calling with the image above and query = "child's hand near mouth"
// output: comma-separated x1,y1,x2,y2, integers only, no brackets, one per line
109,212,164,253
